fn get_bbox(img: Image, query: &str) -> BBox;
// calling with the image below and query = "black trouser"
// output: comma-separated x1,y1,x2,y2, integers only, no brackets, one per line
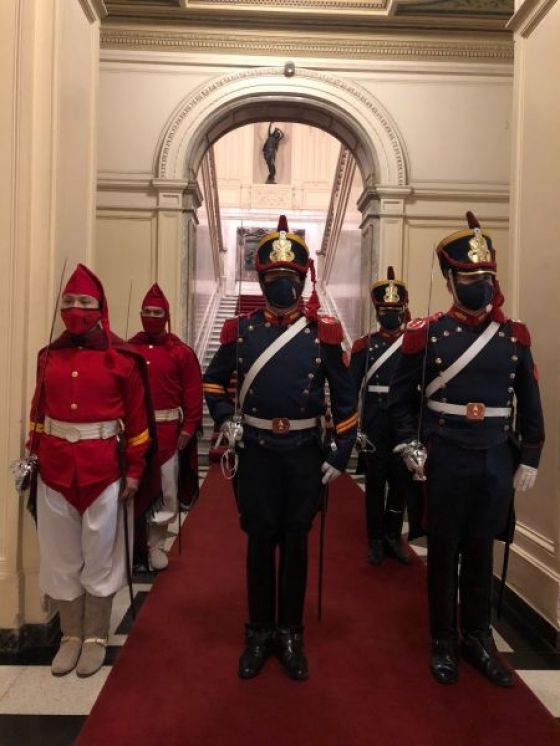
425,438,514,640
247,532,308,628
237,443,323,628
364,441,410,541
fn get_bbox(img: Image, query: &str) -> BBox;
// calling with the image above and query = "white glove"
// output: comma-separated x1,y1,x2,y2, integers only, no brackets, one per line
321,462,342,485
514,464,538,492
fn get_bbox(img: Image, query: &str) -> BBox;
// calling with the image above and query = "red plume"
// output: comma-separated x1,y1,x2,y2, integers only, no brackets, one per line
387,266,395,281
305,259,321,320
466,211,480,229
277,215,289,232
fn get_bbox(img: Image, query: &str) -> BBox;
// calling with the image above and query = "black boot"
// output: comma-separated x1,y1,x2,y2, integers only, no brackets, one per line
368,538,385,565
430,638,459,684
276,626,309,681
383,508,411,565
238,624,274,679
461,631,514,687
383,535,411,565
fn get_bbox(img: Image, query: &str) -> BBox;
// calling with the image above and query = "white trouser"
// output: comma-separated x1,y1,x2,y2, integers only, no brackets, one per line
37,476,133,602
148,453,179,551
151,453,179,526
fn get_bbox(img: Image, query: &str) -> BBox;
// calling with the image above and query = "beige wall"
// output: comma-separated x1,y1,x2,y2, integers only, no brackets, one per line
502,1,560,630
0,0,102,630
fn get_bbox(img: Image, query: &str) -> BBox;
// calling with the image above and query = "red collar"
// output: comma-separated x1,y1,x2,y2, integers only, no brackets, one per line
264,308,302,327
448,305,489,328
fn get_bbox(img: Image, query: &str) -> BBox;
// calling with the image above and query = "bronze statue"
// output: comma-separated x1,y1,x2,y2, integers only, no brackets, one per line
262,123,285,184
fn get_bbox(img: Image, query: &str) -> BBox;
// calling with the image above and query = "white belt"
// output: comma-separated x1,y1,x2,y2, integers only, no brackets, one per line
243,414,320,434
154,407,182,423
427,401,511,419
44,416,119,443
367,385,390,394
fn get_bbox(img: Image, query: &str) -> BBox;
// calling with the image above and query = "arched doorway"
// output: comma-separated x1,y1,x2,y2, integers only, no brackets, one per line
152,66,411,341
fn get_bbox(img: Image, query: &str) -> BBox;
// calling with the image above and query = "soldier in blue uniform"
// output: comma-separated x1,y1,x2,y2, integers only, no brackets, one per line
203,215,357,681
389,212,544,687
350,268,416,566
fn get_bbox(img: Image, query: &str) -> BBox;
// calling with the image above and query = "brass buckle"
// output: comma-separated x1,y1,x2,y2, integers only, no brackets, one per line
272,417,291,434
466,402,485,421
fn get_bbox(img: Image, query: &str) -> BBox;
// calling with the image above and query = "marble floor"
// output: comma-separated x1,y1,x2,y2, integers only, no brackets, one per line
1,467,559,746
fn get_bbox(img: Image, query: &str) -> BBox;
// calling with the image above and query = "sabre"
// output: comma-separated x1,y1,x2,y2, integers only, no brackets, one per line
317,483,329,621
122,279,136,617
10,259,68,519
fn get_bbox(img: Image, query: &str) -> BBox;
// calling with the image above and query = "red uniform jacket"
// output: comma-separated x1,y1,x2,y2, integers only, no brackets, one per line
29,330,155,515
127,332,202,464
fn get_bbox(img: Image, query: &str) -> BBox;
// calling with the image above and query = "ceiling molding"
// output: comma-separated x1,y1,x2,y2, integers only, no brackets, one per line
100,26,513,60
506,0,557,36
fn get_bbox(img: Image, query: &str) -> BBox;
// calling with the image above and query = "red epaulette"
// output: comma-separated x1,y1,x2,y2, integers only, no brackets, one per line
511,320,531,347
318,315,343,345
351,335,368,354
220,317,241,345
401,314,441,354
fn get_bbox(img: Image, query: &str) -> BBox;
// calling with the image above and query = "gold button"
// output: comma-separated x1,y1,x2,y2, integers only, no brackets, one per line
512,355,518,362
443,330,450,337
315,338,320,344
315,357,321,364
248,325,254,331
511,337,517,343
77,346,83,350
71,371,78,378
508,387,514,393
265,323,271,328
238,357,243,363
430,336,437,343
374,344,379,349
504,424,510,431
368,348,373,352
499,331,505,337
456,326,462,332
435,357,442,365
252,407,257,413
303,389,310,395
438,418,445,425
510,373,516,379
149,345,154,349
238,337,243,343
304,328,310,334
70,403,78,410
249,388,254,395
146,361,151,365
308,373,314,379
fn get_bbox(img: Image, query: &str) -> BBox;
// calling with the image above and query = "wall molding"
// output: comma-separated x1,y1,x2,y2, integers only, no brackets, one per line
78,0,108,23
100,26,513,61
506,0,558,36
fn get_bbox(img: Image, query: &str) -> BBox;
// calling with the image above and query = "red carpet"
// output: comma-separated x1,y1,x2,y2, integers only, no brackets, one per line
77,468,560,746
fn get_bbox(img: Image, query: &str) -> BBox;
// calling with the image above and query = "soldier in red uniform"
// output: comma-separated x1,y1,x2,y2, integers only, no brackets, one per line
28,265,156,678
128,284,203,570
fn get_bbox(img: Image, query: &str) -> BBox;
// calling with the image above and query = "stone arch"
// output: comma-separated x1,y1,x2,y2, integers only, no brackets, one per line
155,66,409,187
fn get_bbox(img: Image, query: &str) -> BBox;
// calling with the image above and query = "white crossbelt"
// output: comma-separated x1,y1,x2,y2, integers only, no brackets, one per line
154,407,182,423
367,385,390,394
239,316,310,408
425,321,500,399
243,414,320,432
427,401,511,418
365,335,403,384
44,416,119,443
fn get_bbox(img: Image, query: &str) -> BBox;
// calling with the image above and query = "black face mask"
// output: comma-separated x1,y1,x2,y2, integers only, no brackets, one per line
378,310,404,331
455,280,494,311
263,277,303,309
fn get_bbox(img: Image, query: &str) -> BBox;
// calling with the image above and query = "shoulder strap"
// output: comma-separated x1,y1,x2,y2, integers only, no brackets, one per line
425,321,500,399
239,316,309,409
365,335,403,383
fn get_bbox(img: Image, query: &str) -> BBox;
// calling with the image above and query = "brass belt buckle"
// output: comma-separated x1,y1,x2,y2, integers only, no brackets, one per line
466,402,485,421
272,417,291,434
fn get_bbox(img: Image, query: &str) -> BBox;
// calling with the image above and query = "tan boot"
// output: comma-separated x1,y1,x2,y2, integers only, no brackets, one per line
148,523,169,570
51,595,84,676
76,593,114,678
